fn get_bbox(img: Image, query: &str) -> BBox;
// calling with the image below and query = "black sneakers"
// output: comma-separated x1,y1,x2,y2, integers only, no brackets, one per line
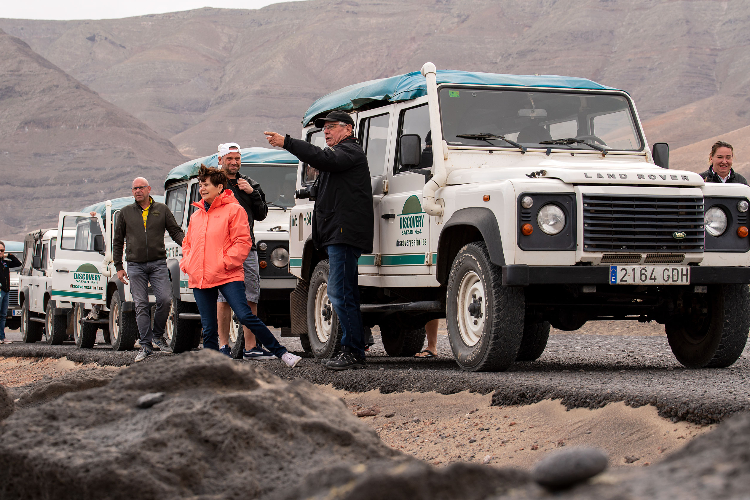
324,351,366,370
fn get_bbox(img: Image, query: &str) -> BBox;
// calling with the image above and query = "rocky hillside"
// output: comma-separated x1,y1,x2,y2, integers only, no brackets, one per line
0,29,187,239
3,0,750,163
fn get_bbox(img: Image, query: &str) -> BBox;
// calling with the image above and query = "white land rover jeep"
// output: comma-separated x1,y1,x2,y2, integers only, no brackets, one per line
163,147,299,355
289,62,750,371
3,241,24,330
18,227,82,344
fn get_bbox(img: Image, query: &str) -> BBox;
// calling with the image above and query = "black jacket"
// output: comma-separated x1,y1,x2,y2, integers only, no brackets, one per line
700,167,749,185
113,198,185,271
284,135,374,253
226,174,268,252
1,254,22,293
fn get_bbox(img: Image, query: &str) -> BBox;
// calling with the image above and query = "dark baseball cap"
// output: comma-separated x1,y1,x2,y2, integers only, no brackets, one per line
314,110,355,129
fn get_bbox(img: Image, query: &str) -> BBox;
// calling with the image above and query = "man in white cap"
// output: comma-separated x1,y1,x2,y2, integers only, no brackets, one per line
214,143,272,359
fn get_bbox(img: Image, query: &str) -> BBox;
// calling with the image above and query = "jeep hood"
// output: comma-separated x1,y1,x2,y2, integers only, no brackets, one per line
446,156,705,187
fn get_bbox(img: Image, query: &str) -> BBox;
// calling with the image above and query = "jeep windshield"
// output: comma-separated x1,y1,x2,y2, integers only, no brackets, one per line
239,164,298,209
439,87,643,151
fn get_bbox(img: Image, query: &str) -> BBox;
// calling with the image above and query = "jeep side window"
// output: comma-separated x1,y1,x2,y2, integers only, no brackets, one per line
32,242,43,270
165,185,187,227
60,216,101,251
49,238,56,261
302,128,326,185
41,243,49,270
358,113,390,177
187,182,202,225
394,104,430,175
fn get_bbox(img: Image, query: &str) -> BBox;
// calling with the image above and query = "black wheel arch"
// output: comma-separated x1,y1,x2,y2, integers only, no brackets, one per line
300,238,327,282
437,208,504,284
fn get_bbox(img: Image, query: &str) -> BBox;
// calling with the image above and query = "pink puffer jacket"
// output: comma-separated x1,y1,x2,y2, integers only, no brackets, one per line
180,189,251,289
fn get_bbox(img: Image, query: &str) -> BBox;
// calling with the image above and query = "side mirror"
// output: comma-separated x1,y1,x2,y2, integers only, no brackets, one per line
32,255,41,269
399,134,422,168
94,234,105,254
652,143,669,169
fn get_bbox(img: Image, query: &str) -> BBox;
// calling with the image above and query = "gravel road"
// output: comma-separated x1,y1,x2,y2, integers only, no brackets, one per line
1,321,748,425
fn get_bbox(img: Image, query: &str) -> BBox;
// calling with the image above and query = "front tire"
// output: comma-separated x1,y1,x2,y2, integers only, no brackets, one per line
21,301,43,343
73,303,98,349
446,242,524,372
229,314,245,359
45,301,68,345
109,291,138,351
666,284,750,368
306,260,343,359
168,292,202,354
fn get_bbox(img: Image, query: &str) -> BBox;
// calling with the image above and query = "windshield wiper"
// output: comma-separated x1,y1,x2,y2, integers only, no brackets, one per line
455,133,526,153
539,138,608,155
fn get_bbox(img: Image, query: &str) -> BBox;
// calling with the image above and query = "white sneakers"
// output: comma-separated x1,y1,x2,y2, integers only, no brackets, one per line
281,352,302,368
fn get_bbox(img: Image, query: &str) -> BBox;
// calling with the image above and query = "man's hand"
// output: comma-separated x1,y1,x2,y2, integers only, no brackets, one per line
117,269,129,285
237,178,254,194
264,131,285,148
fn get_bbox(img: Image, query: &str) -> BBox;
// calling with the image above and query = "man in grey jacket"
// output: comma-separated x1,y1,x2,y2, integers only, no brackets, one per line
113,177,185,362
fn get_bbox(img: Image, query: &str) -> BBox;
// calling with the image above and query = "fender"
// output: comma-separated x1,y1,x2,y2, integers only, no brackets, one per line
167,259,181,298
437,207,504,283
19,286,29,306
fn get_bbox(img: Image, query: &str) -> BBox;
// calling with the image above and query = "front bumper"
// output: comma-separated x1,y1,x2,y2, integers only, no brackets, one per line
502,265,750,286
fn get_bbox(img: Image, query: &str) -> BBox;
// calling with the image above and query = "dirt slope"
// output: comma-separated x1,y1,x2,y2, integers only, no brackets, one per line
0,29,187,239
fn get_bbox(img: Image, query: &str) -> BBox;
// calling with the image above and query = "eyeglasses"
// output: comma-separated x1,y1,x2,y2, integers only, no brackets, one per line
323,124,343,131
132,186,150,191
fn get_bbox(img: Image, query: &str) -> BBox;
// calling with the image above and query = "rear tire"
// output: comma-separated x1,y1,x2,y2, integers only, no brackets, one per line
20,301,43,343
446,242,524,372
666,284,750,368
306,260,343,359
73,303,98,349
109,291,138,351
45,301,68,345
380,321,426,357
516,321,550,362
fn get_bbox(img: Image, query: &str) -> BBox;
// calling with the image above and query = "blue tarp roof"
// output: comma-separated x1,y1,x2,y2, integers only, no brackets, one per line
302,69,616,126
164,147,298,187
79,195,165,219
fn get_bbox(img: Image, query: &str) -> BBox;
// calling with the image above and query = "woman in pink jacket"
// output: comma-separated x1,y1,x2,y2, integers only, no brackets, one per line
180,165,301,367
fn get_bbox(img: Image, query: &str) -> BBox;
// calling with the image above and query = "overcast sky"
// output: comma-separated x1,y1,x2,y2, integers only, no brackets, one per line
1,0,307,21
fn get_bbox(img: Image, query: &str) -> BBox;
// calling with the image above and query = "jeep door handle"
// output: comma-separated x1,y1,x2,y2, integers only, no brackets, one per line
381,213,395,219
56,269,69,273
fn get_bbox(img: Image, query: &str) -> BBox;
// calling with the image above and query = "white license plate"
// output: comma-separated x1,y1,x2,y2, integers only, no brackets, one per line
610,266,690,285
12,309,22,316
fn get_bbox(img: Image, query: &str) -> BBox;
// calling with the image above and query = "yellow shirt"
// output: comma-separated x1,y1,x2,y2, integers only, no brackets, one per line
142,198,153,229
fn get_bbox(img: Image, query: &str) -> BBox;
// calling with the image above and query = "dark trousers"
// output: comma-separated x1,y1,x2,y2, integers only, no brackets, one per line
128,260,172,348
325,244,365,357
0,290,8,340
192,280,287,357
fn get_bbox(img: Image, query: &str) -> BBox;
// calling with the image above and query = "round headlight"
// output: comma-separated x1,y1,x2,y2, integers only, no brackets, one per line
705,206,728,236
537,204,565,235
270,247,289,268
738,200,749,213
521,196,534,209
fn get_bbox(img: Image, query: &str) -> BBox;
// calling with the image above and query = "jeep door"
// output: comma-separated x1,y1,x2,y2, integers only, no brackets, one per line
52,213,107,305
377,100,433,275
355,108,391,275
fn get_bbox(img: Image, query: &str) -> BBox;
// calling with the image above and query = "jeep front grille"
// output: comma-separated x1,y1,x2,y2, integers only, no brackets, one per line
8,290,18,307
600,254,642,264
583,195,704,253
644,253,686,264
